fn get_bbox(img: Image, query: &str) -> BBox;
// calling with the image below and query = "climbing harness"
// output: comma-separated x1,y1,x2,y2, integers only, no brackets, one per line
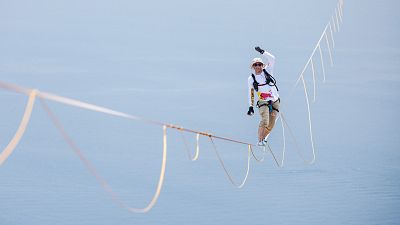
257,98,280,113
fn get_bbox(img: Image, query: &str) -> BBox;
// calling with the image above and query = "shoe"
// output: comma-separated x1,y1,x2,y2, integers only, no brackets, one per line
263,137,268,145
257,141,266,146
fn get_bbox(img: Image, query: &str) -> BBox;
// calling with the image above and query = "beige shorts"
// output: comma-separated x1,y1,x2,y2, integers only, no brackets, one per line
258,99,280,132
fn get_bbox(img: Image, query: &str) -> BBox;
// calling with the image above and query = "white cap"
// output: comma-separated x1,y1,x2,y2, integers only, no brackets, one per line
250,58,264,68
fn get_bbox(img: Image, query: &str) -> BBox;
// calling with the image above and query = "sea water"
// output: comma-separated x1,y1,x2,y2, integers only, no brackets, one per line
0,0,399,224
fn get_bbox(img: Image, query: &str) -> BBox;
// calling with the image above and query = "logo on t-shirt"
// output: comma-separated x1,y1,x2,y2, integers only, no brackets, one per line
259,91,273,100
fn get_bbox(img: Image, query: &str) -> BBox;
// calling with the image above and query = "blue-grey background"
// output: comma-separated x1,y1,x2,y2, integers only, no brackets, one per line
0,0,399,224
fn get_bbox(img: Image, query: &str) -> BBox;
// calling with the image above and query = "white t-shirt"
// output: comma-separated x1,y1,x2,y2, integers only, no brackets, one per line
247,51,279,106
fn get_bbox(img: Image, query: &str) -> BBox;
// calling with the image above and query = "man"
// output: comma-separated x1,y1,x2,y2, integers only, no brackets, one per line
247,46,280,146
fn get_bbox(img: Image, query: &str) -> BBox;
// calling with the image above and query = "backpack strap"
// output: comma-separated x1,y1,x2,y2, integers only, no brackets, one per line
251,73,259,92
263,69,279,91
252,71,280,92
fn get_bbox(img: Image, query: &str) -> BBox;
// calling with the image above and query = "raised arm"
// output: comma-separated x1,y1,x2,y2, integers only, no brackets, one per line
255,46,276,74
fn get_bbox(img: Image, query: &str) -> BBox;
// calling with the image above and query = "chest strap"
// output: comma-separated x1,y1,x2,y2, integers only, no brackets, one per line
251,69,279,92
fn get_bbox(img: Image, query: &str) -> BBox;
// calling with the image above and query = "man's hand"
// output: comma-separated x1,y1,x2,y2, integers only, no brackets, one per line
255,46,265,54
247,106,254,116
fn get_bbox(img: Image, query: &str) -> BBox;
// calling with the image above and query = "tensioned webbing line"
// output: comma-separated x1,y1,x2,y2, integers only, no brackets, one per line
0,81,256,147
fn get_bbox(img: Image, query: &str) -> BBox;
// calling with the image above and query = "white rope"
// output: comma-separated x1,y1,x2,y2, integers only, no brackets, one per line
318,44,327,83
335,8,340,32
209,137,251,189
310,57,317,102
38,90,143,122
280,112,315,164
329,22,336,49
279,114,286,166
339,0,344,21
0,89,37,165
337,2,342,23
331,15,337,32
180,131,200,161
295,23,329,87
41,97,168,213
264,114,287,168
250,145,266,162
300,76,316,164
326,26,334,66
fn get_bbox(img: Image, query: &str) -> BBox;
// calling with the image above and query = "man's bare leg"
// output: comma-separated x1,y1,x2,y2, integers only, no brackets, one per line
258,126,267,142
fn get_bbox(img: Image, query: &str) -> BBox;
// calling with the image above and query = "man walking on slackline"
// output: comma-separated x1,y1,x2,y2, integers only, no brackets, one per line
247,46,280,146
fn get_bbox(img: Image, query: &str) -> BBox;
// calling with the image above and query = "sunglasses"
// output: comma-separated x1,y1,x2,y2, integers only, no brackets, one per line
253,63,263,67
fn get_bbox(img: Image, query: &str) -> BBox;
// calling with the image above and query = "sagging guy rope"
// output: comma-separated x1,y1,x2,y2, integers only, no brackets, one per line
269,0,345,166
0,81,262,213
0,0,345,213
